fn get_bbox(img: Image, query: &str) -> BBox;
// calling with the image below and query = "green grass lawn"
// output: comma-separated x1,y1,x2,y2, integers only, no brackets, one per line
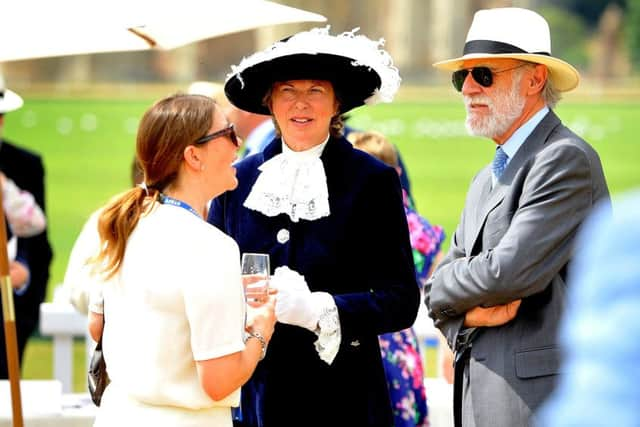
21,337,88,392
4,86,639,392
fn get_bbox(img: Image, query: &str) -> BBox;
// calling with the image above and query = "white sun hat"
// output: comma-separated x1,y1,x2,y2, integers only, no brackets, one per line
0,75,24,113
433,7,580,92
224,26,401,115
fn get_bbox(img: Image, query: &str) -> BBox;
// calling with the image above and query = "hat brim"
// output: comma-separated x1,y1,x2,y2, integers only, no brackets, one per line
225,53,382,115
0,88,24,113
433,53,580,92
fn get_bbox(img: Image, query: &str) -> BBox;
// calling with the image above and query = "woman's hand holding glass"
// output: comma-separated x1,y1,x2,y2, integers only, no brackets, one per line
241,253,271,307
245,294,277,346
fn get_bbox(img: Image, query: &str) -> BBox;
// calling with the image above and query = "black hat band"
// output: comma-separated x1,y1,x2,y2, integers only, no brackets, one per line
463,40,550,56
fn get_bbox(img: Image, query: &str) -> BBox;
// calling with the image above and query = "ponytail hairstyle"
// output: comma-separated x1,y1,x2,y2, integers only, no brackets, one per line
92,93,217,279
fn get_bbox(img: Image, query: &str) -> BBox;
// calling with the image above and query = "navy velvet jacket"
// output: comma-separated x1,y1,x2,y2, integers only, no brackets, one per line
208,136,419,427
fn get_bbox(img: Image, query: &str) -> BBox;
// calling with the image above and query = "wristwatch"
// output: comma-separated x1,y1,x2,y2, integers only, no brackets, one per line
246,330,268,360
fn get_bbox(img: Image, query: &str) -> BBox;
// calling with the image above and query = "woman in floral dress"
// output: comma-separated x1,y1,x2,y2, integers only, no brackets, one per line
352,131,445,427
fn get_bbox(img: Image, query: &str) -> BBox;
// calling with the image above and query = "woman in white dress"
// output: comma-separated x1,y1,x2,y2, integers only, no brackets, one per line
87,93,276,427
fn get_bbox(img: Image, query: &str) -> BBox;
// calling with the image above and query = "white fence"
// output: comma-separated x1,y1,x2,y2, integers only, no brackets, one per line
38,302,93,393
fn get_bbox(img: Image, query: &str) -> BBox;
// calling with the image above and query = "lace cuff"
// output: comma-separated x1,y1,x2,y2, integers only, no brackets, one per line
312,292,341,365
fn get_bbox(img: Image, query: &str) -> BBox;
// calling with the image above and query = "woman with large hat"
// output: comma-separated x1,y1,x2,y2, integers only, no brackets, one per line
208,27,420,427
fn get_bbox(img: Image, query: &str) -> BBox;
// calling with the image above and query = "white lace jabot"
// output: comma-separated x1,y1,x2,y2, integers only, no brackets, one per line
243,137,330,222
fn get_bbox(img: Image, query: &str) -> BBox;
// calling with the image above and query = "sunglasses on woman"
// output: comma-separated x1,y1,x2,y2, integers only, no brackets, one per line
451,64,527,92
195,124,239,147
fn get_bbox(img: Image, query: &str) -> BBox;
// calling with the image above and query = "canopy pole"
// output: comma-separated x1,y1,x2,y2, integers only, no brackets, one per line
0,178,25,427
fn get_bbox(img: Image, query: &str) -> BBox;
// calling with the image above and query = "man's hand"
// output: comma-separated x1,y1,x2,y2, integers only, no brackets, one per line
9,260,29,289
464,299,522,327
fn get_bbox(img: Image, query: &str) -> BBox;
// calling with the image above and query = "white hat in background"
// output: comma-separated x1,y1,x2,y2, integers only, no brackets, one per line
0,75,24,113
187,81,224,99
433,7,580,92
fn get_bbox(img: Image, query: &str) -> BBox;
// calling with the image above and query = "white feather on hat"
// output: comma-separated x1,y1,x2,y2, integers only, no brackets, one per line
224,26,401,115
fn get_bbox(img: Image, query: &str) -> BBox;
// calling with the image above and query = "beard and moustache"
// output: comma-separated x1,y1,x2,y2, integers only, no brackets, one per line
463,70,526,139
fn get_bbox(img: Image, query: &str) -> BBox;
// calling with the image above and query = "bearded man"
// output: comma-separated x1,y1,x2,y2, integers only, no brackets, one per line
423,7,610,427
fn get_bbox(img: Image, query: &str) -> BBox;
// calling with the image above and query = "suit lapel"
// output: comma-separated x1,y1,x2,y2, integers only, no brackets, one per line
504,110,561,178
320,137,349,201
466,168,505,252
261,137,283,162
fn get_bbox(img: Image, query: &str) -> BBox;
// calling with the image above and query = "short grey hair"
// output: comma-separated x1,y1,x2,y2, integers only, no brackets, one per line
514,61,562,109
541,77,561,109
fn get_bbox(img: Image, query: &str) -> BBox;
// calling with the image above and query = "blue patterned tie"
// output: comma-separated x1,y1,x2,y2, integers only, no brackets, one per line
492,146,508,179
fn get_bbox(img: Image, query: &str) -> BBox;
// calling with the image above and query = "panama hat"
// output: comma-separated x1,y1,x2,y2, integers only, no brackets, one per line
0,75,24,113
224,26,401,115
433,7,580,92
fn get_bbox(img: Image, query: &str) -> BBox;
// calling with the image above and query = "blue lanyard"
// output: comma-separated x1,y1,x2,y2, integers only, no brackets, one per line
159,194,201,218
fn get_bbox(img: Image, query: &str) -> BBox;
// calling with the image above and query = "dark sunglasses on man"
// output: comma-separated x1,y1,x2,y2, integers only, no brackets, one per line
195,124,239,147
451,63,528,92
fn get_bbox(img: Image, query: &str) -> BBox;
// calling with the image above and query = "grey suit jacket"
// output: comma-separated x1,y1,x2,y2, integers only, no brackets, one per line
424,110,610,426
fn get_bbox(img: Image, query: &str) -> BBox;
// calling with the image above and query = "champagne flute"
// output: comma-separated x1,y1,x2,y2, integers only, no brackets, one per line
241,253,270,306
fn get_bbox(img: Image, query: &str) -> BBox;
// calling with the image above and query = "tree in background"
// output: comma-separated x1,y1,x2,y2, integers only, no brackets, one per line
539,6,589,70
626,0,640,70
591,3,629,79
544,0,627,25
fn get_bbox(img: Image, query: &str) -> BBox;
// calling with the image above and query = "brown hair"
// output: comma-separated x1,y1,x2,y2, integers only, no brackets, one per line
92,93,217,278
262,84,345,139
349,130,399,167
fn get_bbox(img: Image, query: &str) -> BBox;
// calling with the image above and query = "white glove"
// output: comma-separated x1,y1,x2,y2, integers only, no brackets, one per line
272,266,320,332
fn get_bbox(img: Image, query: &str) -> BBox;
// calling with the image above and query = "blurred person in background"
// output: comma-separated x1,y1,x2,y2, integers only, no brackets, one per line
0,74,53,379
2,171,46,238
208,27,419,427
351,130,445,427
345,124,415,207
188,81,274,158
87,94,276,426
2,170,47,324
63,158,142,315
536,192,638,427
424,7,610,427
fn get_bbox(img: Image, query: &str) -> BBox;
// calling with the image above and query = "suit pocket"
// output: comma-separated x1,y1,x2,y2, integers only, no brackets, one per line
515,347,561,379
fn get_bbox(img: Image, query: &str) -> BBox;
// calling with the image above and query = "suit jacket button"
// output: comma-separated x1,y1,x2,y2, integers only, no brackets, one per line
277,228,290,244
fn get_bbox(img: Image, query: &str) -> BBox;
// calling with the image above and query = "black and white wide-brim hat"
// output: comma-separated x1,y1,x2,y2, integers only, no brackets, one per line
433,7,580,92
0,75,24,114
224,26,401,115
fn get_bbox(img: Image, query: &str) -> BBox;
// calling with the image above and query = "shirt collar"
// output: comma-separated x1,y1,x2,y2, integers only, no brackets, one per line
281,134,329,161
500,106,549,160
243,120,276,156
